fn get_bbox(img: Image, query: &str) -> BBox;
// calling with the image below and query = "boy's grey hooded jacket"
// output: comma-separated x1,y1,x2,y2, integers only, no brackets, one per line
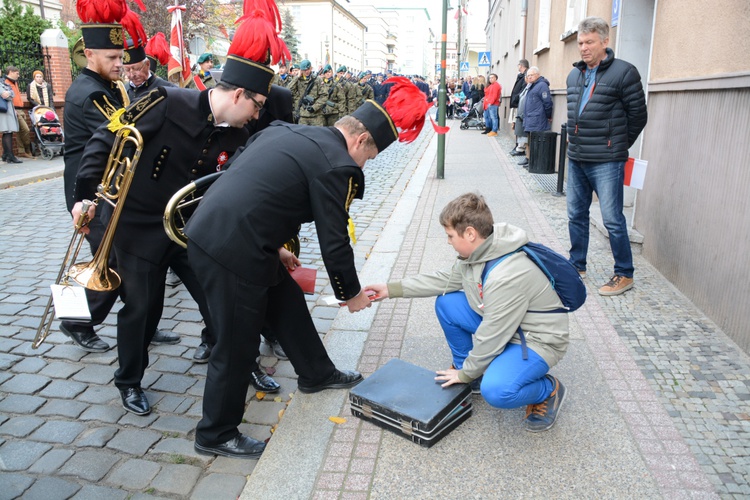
387,223,569,382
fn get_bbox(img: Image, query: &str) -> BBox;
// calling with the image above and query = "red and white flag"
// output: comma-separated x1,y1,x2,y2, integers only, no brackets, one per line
167,1,191,86
624,157,648,190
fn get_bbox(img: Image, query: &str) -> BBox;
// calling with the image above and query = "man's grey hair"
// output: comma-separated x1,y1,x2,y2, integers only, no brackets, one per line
578,17,609,41
527,66,540,75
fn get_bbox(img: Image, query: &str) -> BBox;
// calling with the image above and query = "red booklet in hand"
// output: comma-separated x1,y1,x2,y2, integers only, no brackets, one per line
289,266,316,295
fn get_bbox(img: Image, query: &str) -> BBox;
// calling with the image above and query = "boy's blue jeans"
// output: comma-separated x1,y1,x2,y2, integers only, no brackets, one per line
435,291,553,408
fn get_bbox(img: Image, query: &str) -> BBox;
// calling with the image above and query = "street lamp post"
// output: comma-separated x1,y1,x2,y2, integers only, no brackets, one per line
437,0,450,179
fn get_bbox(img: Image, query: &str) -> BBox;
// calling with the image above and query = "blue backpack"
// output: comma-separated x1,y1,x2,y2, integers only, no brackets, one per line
480,242,587,359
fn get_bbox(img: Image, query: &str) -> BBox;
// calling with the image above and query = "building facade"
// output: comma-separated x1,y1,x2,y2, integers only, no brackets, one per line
484,0,750,353
283,0,366,74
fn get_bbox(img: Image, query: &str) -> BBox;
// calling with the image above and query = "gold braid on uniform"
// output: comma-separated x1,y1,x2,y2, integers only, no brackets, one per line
345,176,359,244
107,88,166,134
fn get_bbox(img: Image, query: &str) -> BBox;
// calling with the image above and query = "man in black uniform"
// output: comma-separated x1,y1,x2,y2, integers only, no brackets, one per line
62,18,129,353
72,22,280,417
123,37,174,102
184,77,431,459
62,12,179,353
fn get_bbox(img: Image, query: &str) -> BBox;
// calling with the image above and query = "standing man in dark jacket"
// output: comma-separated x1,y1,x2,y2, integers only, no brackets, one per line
123,38,175,102
508,59,528,155
517,67,552,168
566,17,647,296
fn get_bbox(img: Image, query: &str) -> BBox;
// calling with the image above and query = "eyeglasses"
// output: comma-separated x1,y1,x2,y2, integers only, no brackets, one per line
124,63,148,74
248,94,266,109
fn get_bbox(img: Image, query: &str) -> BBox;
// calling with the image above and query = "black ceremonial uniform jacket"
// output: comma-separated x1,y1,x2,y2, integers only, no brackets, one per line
185,122,365,301
63,68,127,212
127,73,175,102
75,87,249,263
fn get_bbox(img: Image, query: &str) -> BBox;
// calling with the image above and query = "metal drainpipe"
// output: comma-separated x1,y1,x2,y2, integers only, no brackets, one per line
520,0,528,60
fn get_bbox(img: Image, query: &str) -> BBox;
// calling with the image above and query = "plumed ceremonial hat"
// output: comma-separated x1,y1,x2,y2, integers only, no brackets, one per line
221,0,291,96
77,0,146,50
145,32,170,72
299,60,312,70
123,38,146,65
351,76,431,153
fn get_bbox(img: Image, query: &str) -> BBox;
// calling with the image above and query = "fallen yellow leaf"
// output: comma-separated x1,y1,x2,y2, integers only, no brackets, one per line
329,416,347,424
278,408,285,420
255,391,266,400
273,396,282,403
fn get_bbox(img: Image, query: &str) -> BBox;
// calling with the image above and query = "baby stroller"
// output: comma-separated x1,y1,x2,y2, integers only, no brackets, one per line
460,98,485,130
30,106,64,160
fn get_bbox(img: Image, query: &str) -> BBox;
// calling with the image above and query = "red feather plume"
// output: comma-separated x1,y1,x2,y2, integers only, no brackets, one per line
239,0,282,32
229,7,290,66
145,32,171,66
121,9,147,49
76,0,128,23
383,76,431,143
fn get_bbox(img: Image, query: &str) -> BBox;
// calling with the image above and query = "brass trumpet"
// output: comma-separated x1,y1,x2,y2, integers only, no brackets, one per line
163,170,301,256
33,125,144,348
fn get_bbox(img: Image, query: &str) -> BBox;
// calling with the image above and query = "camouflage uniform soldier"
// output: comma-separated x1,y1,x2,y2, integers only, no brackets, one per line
355,71,375,110
320,64,347,126
336,66,357,116
272,62,292,87
289,59,327,126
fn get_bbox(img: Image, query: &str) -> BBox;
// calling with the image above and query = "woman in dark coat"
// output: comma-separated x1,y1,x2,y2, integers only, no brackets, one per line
27,70,55,108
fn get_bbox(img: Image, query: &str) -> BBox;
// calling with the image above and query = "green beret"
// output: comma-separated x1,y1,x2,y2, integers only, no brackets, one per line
358,71,368,80
322,64,332,73
337,65,347,73
299,60,312,70
197,53,213,64
292,63,300,69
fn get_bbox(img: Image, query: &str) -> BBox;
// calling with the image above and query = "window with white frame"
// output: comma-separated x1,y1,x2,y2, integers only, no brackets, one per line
535,0,551,53
562,0,587,40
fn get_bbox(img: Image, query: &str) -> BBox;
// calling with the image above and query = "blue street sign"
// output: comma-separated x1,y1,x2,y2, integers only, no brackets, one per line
478,51,491,67
436,63,441,73
460,61,469,72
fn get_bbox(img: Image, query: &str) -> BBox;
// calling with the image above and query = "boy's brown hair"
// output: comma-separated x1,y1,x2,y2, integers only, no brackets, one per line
439,193,494,238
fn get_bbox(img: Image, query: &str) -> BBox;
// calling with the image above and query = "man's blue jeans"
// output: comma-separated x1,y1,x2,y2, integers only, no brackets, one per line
567,159,634,278
483,104,499,132
435,292,552,409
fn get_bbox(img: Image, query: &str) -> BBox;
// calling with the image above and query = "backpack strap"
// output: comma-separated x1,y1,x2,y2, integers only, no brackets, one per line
481,252,529,360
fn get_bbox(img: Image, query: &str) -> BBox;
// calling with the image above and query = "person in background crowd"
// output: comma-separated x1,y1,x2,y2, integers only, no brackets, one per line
27,70,55,109
483,73,501,137
0,71,22,163
462,76,472,105
187,53,216,90
320,64,346,126
272,62,290,87
289,59,327,125
355,71,374,109
517,67,552,168
508,59,529,155
3,66,33,158
566,16,647,296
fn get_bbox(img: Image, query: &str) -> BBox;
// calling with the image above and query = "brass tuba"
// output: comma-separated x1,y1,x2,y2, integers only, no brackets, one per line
163,171,301,256
33,125,144,348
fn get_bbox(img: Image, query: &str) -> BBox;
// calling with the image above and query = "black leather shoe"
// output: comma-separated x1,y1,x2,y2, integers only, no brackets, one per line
60,322,110,353
194,434,265,459
151,329,180,345
193,342,212,363
7,156,22,164
120,387,150,415
165,268,182,288
297,369,363,394
250,369,280,393
481,130,489,134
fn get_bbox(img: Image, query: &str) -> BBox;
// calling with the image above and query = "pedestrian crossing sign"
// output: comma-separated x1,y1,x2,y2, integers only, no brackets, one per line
460,61,469,72
478,51,491,67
